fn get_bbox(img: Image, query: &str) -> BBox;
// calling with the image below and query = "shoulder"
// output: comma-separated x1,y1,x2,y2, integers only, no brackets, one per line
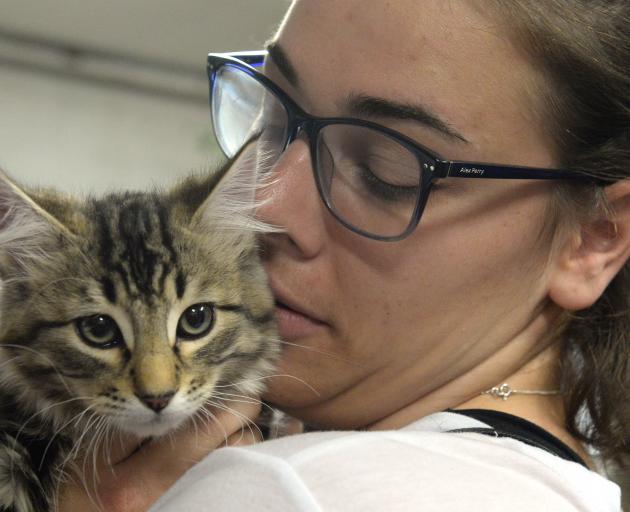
151,426,621,512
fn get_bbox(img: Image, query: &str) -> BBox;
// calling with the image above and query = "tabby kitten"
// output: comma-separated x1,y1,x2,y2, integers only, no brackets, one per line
0,158,279,511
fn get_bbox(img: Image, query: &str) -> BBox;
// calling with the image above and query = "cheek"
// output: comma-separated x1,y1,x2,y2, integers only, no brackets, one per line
335,186,552,356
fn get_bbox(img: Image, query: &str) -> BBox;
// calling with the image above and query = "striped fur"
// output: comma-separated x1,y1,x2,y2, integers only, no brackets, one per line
0,158,279,511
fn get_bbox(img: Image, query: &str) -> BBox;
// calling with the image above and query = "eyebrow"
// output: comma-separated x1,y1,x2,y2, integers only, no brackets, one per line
265,41,300,87
347,94,469,143
265,42,468,143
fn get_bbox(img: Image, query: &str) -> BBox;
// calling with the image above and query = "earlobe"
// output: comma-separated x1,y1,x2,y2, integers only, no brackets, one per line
548,180,630,311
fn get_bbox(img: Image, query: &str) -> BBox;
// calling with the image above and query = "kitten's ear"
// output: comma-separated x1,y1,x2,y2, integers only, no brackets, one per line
189,147,281,250
0,171,78,268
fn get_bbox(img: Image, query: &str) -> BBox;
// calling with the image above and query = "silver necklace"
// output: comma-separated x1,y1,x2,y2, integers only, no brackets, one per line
481,382,561,401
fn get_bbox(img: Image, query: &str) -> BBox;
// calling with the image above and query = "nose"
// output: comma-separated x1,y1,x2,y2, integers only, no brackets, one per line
257,138,328,258
136,391,175,413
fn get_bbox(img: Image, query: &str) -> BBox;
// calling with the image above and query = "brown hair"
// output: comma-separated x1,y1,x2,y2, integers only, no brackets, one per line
486,0,630,470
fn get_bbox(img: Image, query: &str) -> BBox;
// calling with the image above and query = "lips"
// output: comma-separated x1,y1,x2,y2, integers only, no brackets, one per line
269,281,328,340
273,293,323,323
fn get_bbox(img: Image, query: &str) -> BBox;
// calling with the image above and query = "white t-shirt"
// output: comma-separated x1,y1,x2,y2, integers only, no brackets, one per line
150,412,621,512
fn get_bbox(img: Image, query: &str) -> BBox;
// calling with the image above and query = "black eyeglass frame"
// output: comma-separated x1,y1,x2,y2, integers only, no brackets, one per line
207,50,592,242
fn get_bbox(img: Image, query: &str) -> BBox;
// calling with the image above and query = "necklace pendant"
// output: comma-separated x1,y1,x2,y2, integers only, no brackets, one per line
481,382,561,400
488,383,513,400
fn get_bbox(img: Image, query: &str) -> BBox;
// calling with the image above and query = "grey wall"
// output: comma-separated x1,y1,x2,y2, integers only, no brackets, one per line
0,1,290,193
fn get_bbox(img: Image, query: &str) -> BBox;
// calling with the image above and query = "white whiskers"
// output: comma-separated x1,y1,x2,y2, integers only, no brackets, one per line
213,373,321,397
0,343,73,395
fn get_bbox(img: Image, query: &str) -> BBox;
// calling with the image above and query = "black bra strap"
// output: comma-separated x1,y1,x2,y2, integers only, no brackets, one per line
447,408,588,468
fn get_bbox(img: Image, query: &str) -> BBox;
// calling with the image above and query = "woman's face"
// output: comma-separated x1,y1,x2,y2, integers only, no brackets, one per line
259,0,560,427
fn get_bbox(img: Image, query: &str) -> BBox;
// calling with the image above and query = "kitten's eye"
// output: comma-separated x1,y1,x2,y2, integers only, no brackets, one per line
177,303,215,340
76,315,122,349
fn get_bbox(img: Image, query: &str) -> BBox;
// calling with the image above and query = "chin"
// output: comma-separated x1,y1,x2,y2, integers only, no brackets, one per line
117,413,188,438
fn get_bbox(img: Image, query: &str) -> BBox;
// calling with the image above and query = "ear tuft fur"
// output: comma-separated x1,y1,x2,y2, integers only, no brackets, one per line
0,171,72,275
192,149,283,242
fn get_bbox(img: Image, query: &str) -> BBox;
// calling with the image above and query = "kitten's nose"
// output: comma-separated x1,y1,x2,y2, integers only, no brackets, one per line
137,391,175,413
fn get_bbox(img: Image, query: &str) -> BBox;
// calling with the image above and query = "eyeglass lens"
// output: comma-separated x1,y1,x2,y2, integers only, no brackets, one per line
211,63,423,239
316,124,421,237
212,65,288,165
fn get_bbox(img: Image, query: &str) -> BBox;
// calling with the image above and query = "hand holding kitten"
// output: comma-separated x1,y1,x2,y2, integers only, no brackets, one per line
58,401,262,512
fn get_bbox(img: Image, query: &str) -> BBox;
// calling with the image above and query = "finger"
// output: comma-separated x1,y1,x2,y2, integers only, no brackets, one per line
102,431,146,467
284,417,305,435
227,426,264,447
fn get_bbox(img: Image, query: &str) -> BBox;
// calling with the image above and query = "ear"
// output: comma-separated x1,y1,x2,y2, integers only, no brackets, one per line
189,146,281,251
0,170,76,272
548,180,630,310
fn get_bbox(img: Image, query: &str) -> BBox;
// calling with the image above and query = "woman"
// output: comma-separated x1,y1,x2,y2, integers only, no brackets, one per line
61,0,629,510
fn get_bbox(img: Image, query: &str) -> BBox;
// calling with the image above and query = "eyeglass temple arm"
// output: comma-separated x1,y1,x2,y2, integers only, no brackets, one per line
438,160,587,181
208,52,592,184
211,51,267,67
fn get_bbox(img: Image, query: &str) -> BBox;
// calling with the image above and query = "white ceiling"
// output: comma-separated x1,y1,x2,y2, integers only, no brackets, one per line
0,1,291,192
0,0,290,67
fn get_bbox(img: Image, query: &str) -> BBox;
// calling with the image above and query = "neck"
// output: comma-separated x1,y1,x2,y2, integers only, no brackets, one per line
368,307,562,430
366,316,593,467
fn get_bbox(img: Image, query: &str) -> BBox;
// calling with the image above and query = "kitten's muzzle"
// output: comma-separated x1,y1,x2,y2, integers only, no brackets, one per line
136,391,175,413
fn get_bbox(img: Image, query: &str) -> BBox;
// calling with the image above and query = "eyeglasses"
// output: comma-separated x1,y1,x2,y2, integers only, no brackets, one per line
207,51,590,242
